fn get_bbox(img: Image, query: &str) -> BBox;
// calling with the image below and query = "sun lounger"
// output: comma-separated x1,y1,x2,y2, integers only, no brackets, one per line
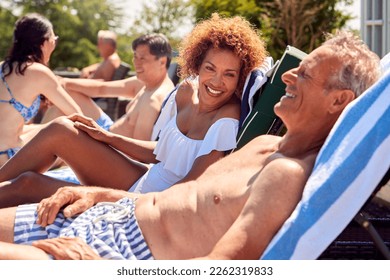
95,62,131,120
318,169,390,259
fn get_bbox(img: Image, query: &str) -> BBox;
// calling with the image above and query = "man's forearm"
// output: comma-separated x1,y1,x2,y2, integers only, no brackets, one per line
63,78,104,97
94,186,141,202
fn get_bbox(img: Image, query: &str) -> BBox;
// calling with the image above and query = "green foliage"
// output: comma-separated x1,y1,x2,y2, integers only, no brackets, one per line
0,0,125,69
116,34,137,68
191,0,354,60
1,0,356,71
256,0,354,58
128,0,194,52
0,6,18,61
191,0,262,27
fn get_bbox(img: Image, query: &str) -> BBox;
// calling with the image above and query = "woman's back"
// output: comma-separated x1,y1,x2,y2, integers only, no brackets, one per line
0,63,46,165
0,64,44,118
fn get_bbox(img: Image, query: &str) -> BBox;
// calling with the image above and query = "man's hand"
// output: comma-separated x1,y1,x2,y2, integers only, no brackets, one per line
36,186,97,226
32,237,102,260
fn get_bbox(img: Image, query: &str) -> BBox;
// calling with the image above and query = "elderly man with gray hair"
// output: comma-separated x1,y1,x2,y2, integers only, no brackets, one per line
80,30,121,81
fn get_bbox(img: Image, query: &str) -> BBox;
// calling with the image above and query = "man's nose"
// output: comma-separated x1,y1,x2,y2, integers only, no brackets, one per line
281,67,298,85
133,58,142,67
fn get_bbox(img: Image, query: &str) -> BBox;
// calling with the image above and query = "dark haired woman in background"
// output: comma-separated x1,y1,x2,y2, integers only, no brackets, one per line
0,13,82,167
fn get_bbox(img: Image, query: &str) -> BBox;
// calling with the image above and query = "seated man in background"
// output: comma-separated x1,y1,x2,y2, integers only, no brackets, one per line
80,30,121,81
46,33,175,141
0,30,381,260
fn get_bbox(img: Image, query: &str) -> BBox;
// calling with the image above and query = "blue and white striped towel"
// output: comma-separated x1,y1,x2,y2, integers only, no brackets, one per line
261,59,390,260
239,57,273,128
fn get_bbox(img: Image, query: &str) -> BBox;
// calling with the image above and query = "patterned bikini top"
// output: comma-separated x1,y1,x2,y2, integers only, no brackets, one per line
0,67,41,123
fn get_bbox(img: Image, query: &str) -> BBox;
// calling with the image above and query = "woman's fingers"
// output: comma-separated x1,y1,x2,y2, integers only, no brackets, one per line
68,114,94,127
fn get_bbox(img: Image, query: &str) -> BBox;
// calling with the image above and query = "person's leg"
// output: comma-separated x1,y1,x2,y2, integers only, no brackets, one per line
0,206,50,259
0,241,50,260
0,207,17,243
0,117,148,190
39,106,63,123
0,171,79,208
41,89,103,123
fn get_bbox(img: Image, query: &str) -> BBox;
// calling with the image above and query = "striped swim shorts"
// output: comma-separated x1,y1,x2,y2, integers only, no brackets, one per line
14,197,154,260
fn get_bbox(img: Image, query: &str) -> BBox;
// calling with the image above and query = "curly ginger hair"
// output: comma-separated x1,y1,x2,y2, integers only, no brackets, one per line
177,13,268,97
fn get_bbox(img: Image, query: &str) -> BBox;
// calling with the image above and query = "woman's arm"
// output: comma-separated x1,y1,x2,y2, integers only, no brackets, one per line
176,150,225,184
104,131,159,163
70,114,158,163
33,66,82,116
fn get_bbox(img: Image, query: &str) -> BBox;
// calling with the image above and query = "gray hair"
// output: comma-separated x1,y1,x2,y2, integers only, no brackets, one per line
322,30,381,97
97,30,117,48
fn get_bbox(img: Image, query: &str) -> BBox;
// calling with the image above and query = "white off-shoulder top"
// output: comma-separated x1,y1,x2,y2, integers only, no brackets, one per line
129,111,238,193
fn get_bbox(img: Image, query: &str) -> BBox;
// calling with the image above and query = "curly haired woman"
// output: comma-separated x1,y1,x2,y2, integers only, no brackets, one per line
0,13,268,207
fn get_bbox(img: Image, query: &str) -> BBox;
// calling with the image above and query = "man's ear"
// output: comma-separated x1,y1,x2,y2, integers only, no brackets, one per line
159,56,167,68
329,89,355,114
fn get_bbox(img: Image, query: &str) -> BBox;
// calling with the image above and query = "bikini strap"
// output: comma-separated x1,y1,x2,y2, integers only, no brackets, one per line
0,68,15,103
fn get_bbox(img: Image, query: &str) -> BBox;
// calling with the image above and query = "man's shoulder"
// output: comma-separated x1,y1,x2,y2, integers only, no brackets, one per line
240,135,315,171
248,152,313,197
239,134,280,153
152,80,175,101
264,149,318,187
107,53,121,64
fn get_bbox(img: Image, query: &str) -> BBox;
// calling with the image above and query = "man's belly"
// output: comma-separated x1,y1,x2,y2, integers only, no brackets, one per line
134,177,252,259
109,113,136,137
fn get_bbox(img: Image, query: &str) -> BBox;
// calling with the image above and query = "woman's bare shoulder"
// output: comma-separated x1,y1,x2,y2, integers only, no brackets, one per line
215,95,241,120
175,78,197,105
21,63,59,90
24,63,55,79
177,78,197,95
